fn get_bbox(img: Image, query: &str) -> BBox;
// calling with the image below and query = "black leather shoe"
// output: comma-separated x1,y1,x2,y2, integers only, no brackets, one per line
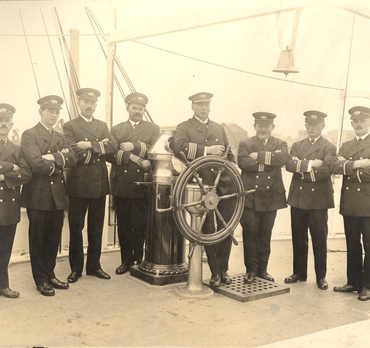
358,287,370,301
244,272,256,284
210,274,221,287
67,271,81,283
257,271,275,282
87,269,111,280
115,263,131,275
221,272,232,285
317,278,328,290
284,274,307,284
0,288,20,298
37,283,55,296
333,284,360,293
49,277,69,290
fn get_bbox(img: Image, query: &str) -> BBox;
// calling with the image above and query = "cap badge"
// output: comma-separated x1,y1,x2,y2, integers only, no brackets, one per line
138,97,144,101
88,92,95,96
50,100,58,104
261,115,267,120
0,108,7,113
311,115,317,119
200,94,206,98
354,111,361,115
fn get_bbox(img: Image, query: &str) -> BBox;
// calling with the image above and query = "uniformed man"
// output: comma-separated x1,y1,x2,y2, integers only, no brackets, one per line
106,93,160,275
0,104,31,298
63,88,117,283
173,92,236,287
238,112,288,284
285,110,336,290
21,96,77,296
330,106,370,301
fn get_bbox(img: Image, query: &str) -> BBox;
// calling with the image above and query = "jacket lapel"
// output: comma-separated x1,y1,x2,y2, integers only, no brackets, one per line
348,137,367,157
78,116,100,138
1,139,15,161
251,136,265,152
190,117,207,135
303,137,323,158
37,122,53,144
50,130,62,149
126,121,145,141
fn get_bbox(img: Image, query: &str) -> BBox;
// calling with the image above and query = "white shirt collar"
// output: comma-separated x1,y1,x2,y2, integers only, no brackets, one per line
129,119,140,127
357,131,370,141
194,115,209,124
80,114,93,123
309,135,321,144
257,136,269,143
40,121,53,132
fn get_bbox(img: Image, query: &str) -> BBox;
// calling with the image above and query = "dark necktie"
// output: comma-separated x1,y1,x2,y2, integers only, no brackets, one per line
357,138,362,145
262,139,266,146
310,138,315,144
133,123,137,129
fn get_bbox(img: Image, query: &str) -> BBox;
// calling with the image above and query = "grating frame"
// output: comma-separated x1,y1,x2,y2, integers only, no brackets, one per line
204,274,290,302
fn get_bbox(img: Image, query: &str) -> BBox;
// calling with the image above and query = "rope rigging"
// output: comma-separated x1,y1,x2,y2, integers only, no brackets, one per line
18,8,41,98
40,7,72,119
84,6,154,122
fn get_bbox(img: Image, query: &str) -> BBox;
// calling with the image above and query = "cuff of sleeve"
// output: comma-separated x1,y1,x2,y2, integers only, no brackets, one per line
49,162,56,176
84,150,92,164
116,150,124,165
188,143,197,160
139,142,146,158
99,141,106,155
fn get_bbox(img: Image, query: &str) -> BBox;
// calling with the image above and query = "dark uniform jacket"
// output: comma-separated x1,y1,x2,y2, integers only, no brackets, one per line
173,117,235,194
0,140,32,225
106,120,160,198
287,136,336,210
330,135,370,216
238,135,288,211
21,123,77,211
63,116,117,198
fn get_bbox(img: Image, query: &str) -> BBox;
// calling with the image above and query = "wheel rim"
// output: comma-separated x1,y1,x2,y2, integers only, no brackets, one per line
172,155,245,246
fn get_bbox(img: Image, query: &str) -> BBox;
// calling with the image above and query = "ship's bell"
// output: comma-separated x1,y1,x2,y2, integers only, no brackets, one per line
272,49,299,76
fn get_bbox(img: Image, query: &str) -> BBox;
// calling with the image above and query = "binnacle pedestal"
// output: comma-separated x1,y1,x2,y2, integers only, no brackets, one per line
130,130,188,285
176,183,213,299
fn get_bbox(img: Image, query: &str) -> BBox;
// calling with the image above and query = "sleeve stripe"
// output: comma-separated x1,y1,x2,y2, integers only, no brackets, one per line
58,151,66,168
265,151,272,165
357,168,362,183
343,160,349,175
84,150,92,164
296,160,301,173
310,170,316,182
116,150,124,165
99,141,105,155
258,163,265,172
49,163,55,176
139,142,146,158
188,143,197,160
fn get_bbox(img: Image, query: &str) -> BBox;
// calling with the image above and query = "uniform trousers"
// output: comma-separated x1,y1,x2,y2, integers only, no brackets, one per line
241,207,277,274
0,224,17,289
203,197,235,276
27,209,64,285
114,196,147,265
68,196,106,274
290,207,328,280
343,216,370,289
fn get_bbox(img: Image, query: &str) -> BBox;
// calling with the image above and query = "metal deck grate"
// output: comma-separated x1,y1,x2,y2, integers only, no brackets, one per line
205,274,290,302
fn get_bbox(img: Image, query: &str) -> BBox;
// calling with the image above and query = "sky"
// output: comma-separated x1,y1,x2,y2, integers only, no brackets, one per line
1,0,370,143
